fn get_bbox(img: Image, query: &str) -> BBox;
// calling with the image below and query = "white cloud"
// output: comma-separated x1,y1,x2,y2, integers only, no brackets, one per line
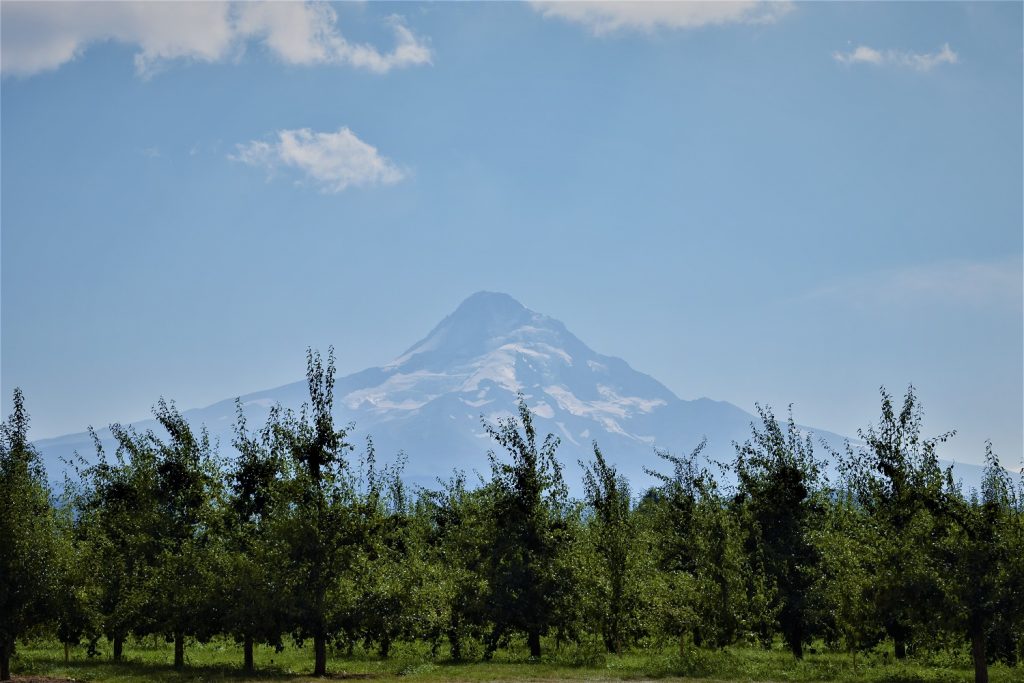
803,258,1023,311
531,1,793,35
231,127,406,193
233,5,431,74
833,43,958,72
1,1,431,78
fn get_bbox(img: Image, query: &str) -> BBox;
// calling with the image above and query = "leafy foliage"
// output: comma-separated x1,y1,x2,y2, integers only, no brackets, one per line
841,387,955,660
1,378,1021,683
481,395,575,658
733,404,825,658
0,389,62,681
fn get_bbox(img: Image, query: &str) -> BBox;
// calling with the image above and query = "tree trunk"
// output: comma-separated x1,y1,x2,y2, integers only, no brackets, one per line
971,629,988,683
527,630,541,658
313,633,327,676
1,640,12,682
379,637,391,659
483,626,503,661
173,631,184,670
112,635,124,662
449,630,462,661
792,639,804,660
64,642,70,664
894,638,907,660
243,635,255,673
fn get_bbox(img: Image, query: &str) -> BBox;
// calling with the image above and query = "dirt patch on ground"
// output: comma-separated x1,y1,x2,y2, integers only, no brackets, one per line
12,677,83,683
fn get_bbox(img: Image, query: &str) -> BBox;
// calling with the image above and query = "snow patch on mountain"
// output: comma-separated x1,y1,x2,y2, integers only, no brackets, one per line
542,385,665,422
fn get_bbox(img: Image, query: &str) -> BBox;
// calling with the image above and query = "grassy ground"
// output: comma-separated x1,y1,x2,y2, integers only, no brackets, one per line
8,637,1018,683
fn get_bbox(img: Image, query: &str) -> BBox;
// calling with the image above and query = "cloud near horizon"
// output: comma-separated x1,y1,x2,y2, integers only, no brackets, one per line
531,1,793,35
231,127,407,193
0,1,431,78
803,258,1022,311
833,43,958,72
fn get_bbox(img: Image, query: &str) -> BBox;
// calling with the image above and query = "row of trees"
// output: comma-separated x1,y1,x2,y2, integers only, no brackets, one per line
2,348,1022,682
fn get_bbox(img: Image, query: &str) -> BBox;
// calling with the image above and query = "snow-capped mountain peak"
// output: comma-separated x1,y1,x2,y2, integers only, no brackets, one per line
386,291,578,370
358,293,677,437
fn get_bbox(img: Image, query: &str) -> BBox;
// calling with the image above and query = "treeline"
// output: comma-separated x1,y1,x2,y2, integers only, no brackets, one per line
1,348,1022,682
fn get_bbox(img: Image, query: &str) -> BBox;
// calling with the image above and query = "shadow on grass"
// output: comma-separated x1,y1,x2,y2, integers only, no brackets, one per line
13,644,1011,683
12,653,385,682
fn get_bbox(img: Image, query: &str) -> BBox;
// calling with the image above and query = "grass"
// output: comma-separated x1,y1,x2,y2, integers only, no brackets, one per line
8,637,1018,683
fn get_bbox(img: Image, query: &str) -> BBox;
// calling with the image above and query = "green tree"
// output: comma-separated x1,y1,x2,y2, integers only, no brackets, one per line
733,405,824,659
580,443,644,652
944,443,1024,683
424,472,492,660
271,347,354,676
53,502,98,665
482,396,572,658
346,450,425,658
74,425,160,661
144,399,221,669
221,401,290,673
841,386,952,659
646,438,747,651
78,401,220,670
0,389,61,681
814,489,883,664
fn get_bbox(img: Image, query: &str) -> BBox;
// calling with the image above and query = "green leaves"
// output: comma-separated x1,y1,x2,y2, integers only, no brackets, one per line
3,376,1023,681
481,395,575,658
733,404,825,658
646,438,748,649
0,389,63,680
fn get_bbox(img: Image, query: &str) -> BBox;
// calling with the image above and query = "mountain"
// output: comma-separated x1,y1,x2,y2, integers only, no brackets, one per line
33,291,986,492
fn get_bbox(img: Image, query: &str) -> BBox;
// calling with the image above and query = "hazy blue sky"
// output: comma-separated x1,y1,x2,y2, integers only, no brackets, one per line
2,1,1021,467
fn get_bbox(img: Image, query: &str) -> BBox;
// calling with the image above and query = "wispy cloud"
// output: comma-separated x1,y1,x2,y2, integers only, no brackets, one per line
531,1,793,35
803,258,1022,311
0,1,431,78
833,43,958,72
231,127,406,193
